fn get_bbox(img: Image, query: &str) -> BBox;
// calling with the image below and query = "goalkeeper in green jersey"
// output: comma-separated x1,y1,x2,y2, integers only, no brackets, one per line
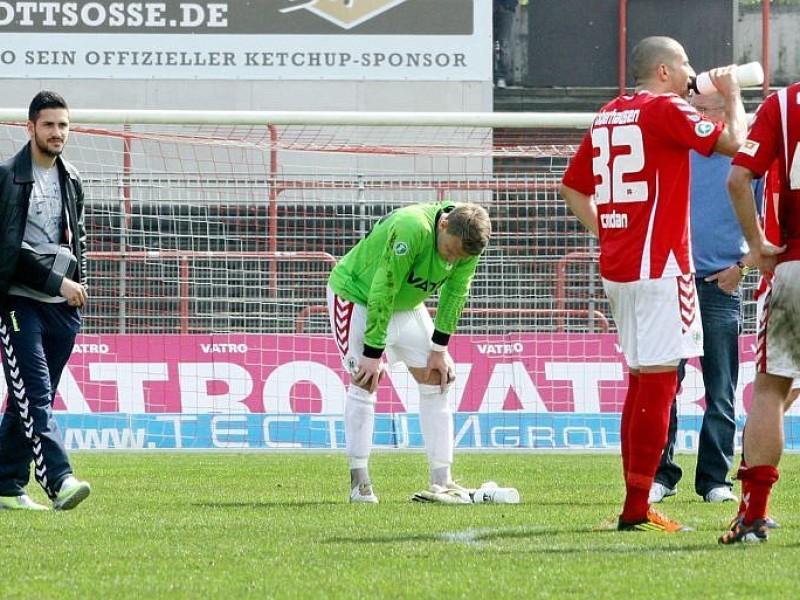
327,201,491,504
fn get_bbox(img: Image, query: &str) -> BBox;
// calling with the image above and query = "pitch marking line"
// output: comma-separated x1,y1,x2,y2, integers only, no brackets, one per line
439,527,510,545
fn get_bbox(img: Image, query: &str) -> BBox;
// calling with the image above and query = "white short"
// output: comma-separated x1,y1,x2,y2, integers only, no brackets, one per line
327,285,434,376
755,261,800,382
603,274,703,369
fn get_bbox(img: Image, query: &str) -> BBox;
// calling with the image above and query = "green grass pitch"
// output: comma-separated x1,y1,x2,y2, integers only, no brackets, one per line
3,452,800,599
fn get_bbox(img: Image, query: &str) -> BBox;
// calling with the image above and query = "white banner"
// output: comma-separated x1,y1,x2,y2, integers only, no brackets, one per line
0,0,491,80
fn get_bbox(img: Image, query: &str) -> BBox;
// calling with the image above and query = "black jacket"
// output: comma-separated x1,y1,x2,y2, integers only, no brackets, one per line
0,142,87,303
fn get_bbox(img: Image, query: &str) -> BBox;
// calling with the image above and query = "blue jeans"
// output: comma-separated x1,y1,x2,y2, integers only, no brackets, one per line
655,278,740,496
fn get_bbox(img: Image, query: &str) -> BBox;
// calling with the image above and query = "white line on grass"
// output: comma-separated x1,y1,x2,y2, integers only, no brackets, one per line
439,527,504,545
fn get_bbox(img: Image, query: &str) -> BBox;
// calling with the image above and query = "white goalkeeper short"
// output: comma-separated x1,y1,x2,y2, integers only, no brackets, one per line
755,262,800,383
603,274,703,369
327,285,434,377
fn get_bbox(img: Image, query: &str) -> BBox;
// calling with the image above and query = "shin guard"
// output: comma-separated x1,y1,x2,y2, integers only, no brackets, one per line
418,384,453,471
345,385,376,469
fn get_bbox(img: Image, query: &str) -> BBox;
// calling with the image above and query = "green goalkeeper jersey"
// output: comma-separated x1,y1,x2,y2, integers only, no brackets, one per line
328,202,481,353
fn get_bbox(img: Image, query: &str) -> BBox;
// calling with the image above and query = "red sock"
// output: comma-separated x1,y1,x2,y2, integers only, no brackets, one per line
620,373,640,481
739,464,779,525
621,370,677,522
735,460,749,518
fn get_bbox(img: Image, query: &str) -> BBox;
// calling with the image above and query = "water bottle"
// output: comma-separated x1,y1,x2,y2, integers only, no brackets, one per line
689,61,764,95
471,482,520,504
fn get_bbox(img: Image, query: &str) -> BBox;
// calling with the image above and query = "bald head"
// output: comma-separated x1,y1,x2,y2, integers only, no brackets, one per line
631,36,685,85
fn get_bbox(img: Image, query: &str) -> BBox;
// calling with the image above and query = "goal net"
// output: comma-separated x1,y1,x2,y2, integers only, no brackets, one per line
0,110,775,451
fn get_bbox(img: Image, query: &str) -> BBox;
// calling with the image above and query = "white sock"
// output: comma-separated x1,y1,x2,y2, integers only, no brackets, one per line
344,385,376,472
418,384,453,485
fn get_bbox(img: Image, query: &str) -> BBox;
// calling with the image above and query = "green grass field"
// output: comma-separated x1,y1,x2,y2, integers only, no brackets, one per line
3,452,800,599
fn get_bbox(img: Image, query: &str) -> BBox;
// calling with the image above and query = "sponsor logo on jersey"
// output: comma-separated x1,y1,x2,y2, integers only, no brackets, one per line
407,271,443,292
694,121,715,137
740,139,760,157
394,241,409,255
600,211,628,229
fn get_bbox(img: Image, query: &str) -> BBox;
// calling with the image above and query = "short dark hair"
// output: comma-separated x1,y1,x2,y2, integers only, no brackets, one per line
631,36,681,85
28,90,69,122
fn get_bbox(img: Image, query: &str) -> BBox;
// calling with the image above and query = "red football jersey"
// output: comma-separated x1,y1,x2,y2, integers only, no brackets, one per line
732,82,800,264
761,161,781,245
754,161,780,300
562,91,723,282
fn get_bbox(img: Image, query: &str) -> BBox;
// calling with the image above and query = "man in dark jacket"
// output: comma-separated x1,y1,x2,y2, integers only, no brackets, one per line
493,0,518,87
0,90,91,510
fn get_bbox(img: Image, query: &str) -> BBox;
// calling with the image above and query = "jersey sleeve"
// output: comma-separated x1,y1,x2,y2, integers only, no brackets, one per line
561,132,596,195
363,218,423,355
732,95,780,177
433,255,480,339
658,95,724,157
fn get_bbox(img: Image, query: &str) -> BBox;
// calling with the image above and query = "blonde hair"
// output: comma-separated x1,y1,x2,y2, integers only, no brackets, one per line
445,203,491,256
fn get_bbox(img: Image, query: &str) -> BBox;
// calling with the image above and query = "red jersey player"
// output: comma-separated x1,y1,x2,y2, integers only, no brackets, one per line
560,36,746,532
719,82,800,544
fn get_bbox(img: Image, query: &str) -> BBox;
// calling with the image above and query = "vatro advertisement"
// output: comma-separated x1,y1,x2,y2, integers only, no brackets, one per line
0,0,491,80
0,333,790,451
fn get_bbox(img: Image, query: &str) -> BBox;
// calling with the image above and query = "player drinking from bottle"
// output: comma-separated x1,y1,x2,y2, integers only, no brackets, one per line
560,36,746,531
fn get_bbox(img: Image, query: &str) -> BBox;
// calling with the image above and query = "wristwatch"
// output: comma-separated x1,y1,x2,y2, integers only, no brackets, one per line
737,261,752,277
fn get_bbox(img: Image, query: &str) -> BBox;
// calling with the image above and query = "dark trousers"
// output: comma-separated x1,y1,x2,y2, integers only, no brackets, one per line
493,7,514,83
655,279,740,496
0,296,80,498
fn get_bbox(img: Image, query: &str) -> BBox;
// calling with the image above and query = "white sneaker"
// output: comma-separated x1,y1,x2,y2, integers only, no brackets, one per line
53,476,91,511
350,481,378,504
704,487,738,503
648,482,677,504
0,494,49,511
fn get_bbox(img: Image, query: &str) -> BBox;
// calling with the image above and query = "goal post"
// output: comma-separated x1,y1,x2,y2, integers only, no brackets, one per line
0,109,770,451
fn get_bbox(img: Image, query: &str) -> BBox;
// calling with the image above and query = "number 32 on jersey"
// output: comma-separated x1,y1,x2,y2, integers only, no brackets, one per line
591,125,648,205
